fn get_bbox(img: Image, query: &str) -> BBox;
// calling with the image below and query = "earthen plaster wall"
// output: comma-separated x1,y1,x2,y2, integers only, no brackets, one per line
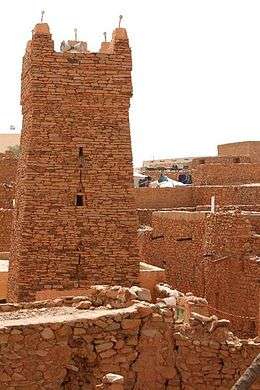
8,23,139,302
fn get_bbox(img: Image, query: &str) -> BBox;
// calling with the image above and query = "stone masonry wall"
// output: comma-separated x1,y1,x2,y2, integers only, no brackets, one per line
192,163,260,186
0,185,14,209
139,211,207,298
8,22,139,302
134,185,260,210
138,211,260,337
0,151,16,216
0,209,13,252
203,211,260,337
140,169,180,182
189,156,251,167
134,188,194,209
0,286,259,389
218,141,260,163
0,151,17,185
0,152,16,253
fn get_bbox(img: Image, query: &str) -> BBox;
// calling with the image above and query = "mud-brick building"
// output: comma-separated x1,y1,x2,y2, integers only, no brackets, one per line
8,22,139,302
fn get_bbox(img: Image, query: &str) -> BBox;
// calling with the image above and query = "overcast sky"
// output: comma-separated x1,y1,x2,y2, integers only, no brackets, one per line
0,0,260,165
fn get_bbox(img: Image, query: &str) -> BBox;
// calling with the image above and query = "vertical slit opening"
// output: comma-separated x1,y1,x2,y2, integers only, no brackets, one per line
76,194,84,207
79,147,84,158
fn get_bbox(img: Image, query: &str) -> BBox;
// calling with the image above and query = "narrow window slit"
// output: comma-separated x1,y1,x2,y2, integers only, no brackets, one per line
76,194,84,207
151,235,164,240
79,147,84,158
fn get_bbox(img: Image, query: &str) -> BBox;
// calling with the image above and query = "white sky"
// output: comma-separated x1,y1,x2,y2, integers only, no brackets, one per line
0,0,260,166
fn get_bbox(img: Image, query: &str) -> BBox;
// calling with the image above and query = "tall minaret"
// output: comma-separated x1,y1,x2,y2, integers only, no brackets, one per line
8,20,139,302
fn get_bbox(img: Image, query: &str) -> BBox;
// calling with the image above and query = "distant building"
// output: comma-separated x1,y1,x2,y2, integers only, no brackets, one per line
218,141,260,163
143,157,193,170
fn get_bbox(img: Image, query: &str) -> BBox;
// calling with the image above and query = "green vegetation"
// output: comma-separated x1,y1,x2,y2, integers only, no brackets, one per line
7,144,20,157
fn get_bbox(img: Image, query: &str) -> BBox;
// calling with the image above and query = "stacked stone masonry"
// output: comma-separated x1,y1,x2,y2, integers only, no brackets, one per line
0,151,17,253
191,163,260,186
0,151,17,186
1,183,259,263
0,284,260,389
138,210,260,337
8,23,139,302
134,186,260,210
218,141,260,163
142,143,260,186
0,209,13,253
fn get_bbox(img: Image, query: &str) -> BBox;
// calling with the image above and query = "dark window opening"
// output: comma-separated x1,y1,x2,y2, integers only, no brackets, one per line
151,234,164,240
199,159,205,164
76,194,84,206
176,237,192,242
233,157,240,163
79,147,84,158
67,57,80,64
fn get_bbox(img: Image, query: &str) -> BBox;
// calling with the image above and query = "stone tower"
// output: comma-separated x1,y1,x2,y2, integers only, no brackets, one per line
8,22,139,302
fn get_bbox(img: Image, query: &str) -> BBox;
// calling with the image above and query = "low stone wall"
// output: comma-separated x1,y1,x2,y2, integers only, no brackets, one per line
218,141,260,163
192,163,260,186
193,185,260,208
0,271,7,299
190,155,251,167
0,152,17,184
0,185,14,209
134,188,194,209
0,209,13,252
134,185,260,210
141,169,180,182
0,286,259,389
